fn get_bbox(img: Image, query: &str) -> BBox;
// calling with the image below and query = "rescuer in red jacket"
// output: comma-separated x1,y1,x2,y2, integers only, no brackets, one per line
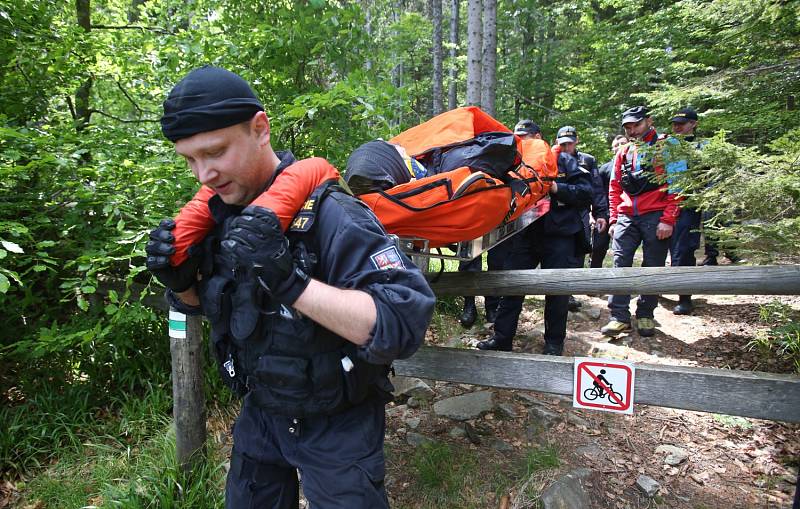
600,106,687,338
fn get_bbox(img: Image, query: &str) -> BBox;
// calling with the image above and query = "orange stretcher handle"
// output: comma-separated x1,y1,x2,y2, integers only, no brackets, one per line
169,158,340,266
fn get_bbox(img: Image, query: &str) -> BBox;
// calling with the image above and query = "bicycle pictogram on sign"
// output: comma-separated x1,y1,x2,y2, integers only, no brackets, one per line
573,358,635,415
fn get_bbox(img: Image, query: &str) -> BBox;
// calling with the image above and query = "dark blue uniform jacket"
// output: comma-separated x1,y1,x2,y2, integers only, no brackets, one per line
310,185,435,364
598,160,613,201
543,151,593,237
577,151,609,220
207,151,436,367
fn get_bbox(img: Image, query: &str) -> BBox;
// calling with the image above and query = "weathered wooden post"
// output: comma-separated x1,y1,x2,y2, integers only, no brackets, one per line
168,309,206,470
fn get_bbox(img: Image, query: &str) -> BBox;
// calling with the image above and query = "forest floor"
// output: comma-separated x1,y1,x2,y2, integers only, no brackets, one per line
376,290,800,509
7,269,798,508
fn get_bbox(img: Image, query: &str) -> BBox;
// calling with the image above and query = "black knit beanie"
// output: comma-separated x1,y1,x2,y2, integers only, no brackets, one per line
345,140,410,193
160,66,264,142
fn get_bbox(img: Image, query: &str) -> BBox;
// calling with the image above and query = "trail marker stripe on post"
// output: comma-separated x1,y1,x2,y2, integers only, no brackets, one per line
168,310,187,339
573,358,635,415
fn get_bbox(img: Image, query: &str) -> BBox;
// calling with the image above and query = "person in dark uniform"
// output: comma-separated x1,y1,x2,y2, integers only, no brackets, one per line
669,107,703,315
457,119,540,327
514,119,543,142
457,239,512,326
476,127,592,355
591,135,628,268
145,67,435,509
557,126,608,311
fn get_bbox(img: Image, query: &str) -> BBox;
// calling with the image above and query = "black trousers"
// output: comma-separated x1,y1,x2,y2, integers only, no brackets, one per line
458,240,512,313
609,212,670,322
492,222,578,349
590,226,611,268
225,399,388,508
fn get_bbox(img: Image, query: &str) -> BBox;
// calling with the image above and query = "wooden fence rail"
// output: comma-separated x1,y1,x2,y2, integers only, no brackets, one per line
394,346,800,423
428,265,800,296
158,265,800,468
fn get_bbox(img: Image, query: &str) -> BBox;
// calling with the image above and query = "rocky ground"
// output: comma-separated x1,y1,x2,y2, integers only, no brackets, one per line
381,292,799,508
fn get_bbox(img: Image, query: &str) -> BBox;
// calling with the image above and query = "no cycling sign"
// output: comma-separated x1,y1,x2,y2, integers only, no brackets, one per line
573,358,635,415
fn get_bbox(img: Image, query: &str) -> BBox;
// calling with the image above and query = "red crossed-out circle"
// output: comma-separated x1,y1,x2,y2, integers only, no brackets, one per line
575,361,632,411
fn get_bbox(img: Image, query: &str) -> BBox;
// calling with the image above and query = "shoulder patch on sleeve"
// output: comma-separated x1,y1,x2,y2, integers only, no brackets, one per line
370,245,406,271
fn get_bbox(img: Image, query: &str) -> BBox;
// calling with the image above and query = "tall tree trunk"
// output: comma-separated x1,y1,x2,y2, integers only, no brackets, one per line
75,0,92,133
480,0,496,116
432,0,443,115
391,0,404,127
392,0,404,89
466,0,482,106
541,21,556,111
448,0,460,110
364,0,373,71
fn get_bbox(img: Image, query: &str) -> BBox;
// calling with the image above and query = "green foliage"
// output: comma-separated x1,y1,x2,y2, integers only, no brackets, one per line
520,443,561,476
410,441,479,506
0,301,173,474
499,0,800,157
749,300,800,373
2,0,799,497
668,129,800,259
22,412,226,508
1,375,171,475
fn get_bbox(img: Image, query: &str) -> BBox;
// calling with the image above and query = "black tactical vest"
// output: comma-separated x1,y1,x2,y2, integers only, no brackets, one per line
619,143,663,196
198,183,390,417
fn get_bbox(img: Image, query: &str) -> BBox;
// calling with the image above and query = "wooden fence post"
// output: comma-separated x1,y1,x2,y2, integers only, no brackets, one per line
168,309,206,471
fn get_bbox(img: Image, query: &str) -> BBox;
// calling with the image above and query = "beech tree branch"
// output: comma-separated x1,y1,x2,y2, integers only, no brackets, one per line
114,80,158,115
91,24,172,34
65,95,77,120
514,94,593,127
89,109,159,123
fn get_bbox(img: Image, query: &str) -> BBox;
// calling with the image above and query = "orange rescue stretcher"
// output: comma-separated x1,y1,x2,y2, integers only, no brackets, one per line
352,106,557,260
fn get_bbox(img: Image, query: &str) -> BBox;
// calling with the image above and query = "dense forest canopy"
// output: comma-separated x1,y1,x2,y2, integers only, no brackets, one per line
0,0,798,474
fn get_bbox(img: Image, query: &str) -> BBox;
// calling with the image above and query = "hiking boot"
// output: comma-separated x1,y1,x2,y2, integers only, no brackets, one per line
542,343,564,356
485,308,498,324
673,298,694,315
698,255,718,266
568,296,582,312
459,298,477,328
600,320,632,336
637,317,656,337
476,337,512,352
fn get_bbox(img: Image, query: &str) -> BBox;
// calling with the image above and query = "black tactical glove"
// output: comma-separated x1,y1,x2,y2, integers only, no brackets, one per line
221,206,310,305
145,219,201,293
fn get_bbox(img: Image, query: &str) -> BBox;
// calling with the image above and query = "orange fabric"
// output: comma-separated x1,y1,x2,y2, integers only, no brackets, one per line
357,168,511,246
389,106,514,157
521,138,558,189
171,186,216,266
354,112,558,247
249,158,340,228
357,162,552,247
169,158,340,266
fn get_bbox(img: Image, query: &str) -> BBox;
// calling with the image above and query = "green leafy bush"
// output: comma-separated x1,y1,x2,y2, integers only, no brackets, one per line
749,301,800,373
